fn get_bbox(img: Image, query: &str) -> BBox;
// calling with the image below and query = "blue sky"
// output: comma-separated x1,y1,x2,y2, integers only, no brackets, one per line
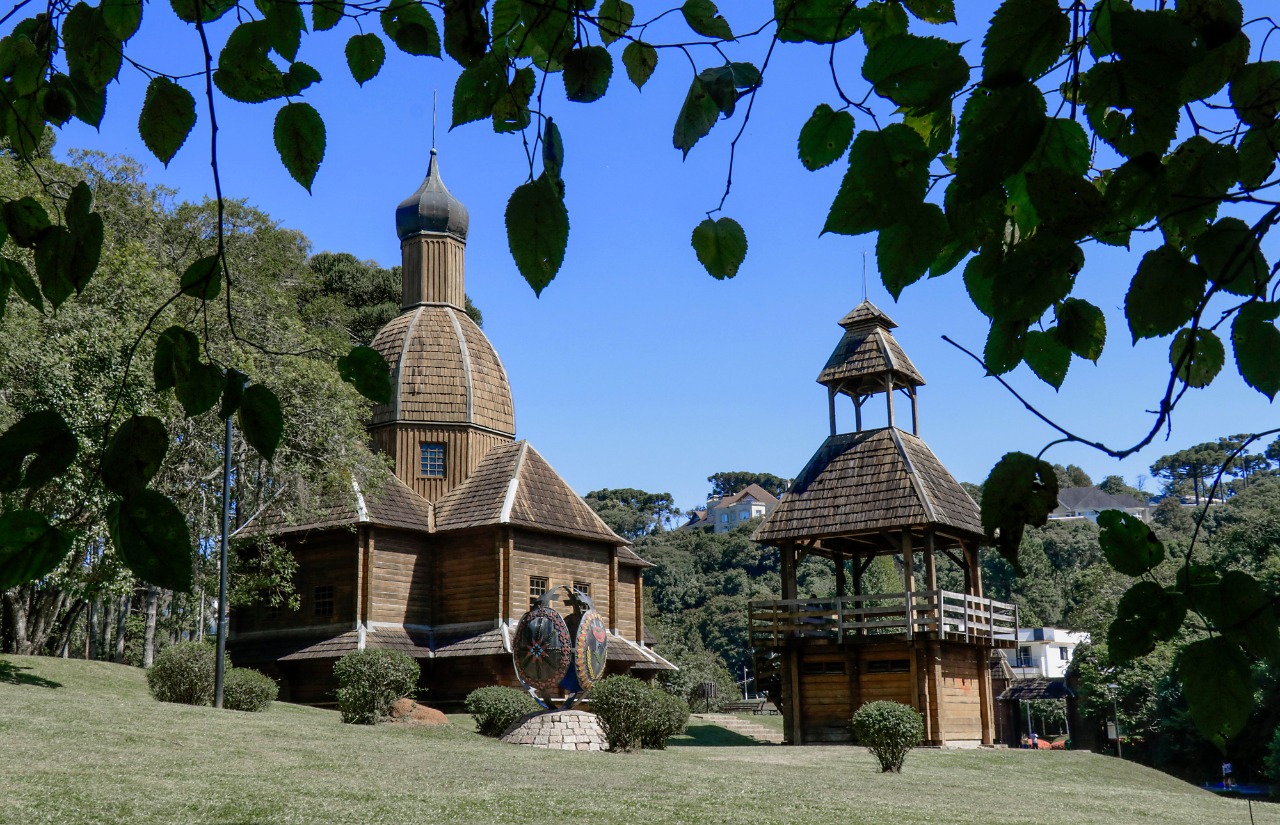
53,1,1280,512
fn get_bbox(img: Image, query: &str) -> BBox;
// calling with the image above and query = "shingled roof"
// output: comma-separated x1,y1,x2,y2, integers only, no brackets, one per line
753,427,981,543
433,441,628,545
818,300,925,396
233,470,433,539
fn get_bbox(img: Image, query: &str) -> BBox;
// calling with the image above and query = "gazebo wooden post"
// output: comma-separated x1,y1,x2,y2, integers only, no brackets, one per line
925,529,938,631
781,542,798,601
885,375,894,428
854,396,863,432
828,386,838,437
834,551,846,598
910,386,919,436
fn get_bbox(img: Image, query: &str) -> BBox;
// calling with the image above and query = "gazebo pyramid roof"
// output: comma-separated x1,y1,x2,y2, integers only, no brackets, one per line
818,300,925,396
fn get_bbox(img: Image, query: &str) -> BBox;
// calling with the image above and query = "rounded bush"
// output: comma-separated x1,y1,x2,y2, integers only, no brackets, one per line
222,667,278,712
588,675,652,751
464,686,541,737
332,649,420,725
640,689,690,750
147,641,222,706
851,700,924,773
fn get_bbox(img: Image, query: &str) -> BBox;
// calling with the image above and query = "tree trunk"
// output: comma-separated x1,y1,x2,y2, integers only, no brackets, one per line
143,587,158,667
2,590,28,655
114,592,129,663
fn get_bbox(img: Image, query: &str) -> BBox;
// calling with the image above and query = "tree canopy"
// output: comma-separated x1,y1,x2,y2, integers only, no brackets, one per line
706,471,789,498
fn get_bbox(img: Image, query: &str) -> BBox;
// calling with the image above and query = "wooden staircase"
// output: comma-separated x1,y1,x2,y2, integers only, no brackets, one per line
691,713,784,744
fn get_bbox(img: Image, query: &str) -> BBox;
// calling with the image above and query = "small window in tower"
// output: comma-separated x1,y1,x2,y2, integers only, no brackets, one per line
1059,646,1071,661
572,581,590,598
529,576,548,610
420,443,446,477
314,585,335,618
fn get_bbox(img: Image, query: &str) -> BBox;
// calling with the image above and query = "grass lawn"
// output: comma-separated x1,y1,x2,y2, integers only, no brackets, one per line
2,655,1276,825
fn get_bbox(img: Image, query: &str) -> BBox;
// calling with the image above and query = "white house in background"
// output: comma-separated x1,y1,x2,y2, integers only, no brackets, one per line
1049,487,1150,523
1011,627,1090,680
680,483,781,533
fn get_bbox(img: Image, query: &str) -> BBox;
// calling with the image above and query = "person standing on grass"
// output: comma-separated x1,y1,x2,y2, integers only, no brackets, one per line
1029,731,1038,749
1222,761,1234,789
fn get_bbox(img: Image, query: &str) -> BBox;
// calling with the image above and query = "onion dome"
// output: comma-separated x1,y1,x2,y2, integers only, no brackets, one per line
369,304,515,435
395,149,469,242
818,299,925,397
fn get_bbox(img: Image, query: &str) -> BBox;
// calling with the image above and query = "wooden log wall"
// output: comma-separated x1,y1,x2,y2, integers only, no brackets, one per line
233,529,357,634
433,529,500,625
400,235,465,309
369,424,510,502
367,528,432,625
510,530,612,622
933,643,985,742
798,651,854,742
615,566,638,639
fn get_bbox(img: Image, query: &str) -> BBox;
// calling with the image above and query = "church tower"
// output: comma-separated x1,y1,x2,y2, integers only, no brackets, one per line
751,300,1017,746
368,150,516,502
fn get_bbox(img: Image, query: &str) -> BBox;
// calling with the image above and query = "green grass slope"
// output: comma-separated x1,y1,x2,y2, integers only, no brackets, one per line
1,655,1274,825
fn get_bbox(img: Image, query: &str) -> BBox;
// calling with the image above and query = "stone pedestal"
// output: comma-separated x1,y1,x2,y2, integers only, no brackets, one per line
500,709,606,751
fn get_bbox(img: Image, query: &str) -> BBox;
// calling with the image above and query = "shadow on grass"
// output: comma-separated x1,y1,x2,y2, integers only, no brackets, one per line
0,658,63,689
667,723,762,747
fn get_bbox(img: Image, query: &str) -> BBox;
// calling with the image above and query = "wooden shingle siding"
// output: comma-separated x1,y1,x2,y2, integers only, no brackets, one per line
434,531,499,624
369,528,431,625
400,235,465,308
511,529,611,621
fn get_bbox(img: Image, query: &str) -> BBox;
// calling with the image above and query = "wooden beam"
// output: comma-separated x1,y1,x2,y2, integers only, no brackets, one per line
781,542,798,601
834,552,846,598
910,385,919,436
828,386,838,437
925,529,938,593
885,374,894,428
977,646,994,745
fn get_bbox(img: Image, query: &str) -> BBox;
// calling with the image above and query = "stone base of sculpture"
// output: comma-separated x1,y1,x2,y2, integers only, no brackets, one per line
500,709,606,751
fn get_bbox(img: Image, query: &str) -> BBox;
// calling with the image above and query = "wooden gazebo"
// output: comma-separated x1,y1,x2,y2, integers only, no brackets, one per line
750,301,1016,745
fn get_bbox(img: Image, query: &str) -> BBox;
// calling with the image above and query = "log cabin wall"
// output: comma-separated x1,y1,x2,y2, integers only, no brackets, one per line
367,527,432,626
510,529,612,621
368,424,510,502
932,642,986,743
615,566,638,639
433,529,500,626
799,650,854,743
232,529,358,635
400,235,464,309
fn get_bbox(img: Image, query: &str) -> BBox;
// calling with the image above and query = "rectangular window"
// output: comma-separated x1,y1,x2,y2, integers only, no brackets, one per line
1059,647,1071,661
720,513,729,523
529,576,548,610
865,659,909,674
419,442,446,477
314,585,335,619
1017,645,1033,667
802,659,846,675
739,510,750,520
572,580,590,598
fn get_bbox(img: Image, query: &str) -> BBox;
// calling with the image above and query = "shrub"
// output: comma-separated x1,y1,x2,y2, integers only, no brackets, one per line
332,649,420,725
640,689,690,750
147,641,223,706
851,700,924,773
222,667,278,712
1266,727,1280,788
465,686,541,737
588,675,652,751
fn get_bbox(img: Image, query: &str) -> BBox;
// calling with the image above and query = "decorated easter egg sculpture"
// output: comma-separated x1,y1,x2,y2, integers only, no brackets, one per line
513,585,608,709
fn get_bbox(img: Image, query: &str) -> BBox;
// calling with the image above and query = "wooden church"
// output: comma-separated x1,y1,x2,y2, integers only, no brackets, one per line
750,301,1017,745
230,150,672,705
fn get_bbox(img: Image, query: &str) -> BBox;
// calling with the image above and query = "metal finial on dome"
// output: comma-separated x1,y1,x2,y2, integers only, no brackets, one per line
395,148,470,242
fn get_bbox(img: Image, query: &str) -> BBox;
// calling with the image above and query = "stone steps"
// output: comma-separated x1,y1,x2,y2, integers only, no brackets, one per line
692,713,785,744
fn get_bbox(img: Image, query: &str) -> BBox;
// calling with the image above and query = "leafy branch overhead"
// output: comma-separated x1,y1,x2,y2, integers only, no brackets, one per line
6,0,1280,747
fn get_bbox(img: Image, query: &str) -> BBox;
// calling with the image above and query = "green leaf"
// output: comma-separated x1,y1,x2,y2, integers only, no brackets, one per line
682,0,733,40
101,0,143,41
980,451,1058,572
542,118,564,185
33,227,75,310
1108,581,1186,664
1229,61,1280,128
952,82,1046,202
101,415,168,497
1238,123,1280,189
153,325,198,392
3,197,50,247
1204,570,1280,664
107,491,193,592
63,3,123,90
963,249,998,318
176,363,225,418
69,75,107,129
274,102,326,192
673,73,722,158
1098,508,1163,576
220,368,247,420
444,0,489,67
313,0,344,31
691,217,747,280
982,0,1069,86
1098,155,1163,245
1169,329,1223,389
283,62,322,97
239,384,285,461
876,202,946,298
170,0,234,23
984,319,1029,376
597,0,633,45
1194,217,1268,298
452,53,505,127
1023,329,1069,389
563,46,612,103
255,0,305,62
0,410,78,493
337,345,394,405
902,102,954,155
1086,0,1129,58
0,511,73,590
1231,301,1280,400
823,124,931,235
492,0,521,40
179,254,221,300
1025,168,1104,241
1159,135,1238,248
1180,30,1248,103
901,0,953,24
1124,245,1206,342
856,0,908,48
138,77,196,167
862,34,968,112
214,21,287,104
797,104,853,171
493,67,535,134
506,174,569,295
1179,637,1254,750
382,0,442,56
990,233,1083,323
519,0,573,62
774,0,860,44
1028,117,1089,177
2,257,42,312
622,41,657,89
1054,298,1105,362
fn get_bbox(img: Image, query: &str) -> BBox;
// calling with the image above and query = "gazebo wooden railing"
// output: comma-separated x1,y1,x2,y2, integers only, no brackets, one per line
748,590,1018,648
